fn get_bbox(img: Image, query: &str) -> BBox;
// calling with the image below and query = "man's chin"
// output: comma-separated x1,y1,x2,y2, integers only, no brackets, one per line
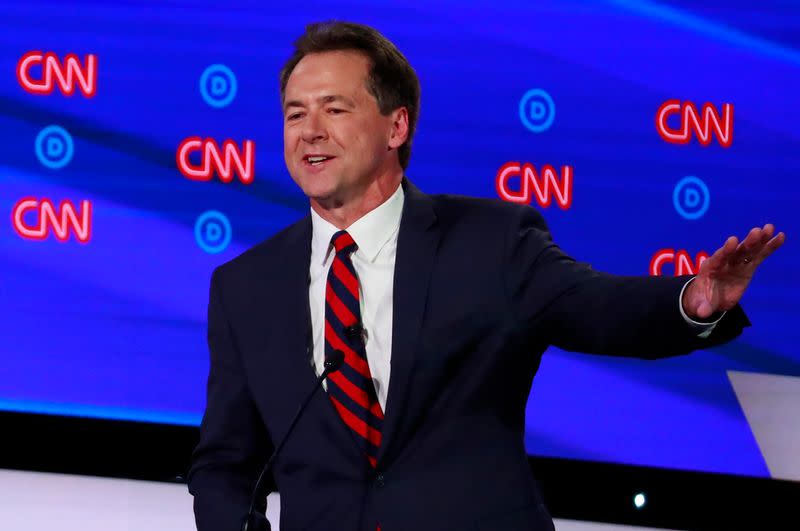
302,183,340,206
296,175,333,198
309,193,346,210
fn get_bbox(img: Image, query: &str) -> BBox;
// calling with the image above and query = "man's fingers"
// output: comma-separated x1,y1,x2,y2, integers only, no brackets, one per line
738,227,762,253
751,225,774,253
759,232,786,262
706,226,783,271
706,236,738,270
726,235,739,251
733,226,778,266
757,226,772,248
740,225,783,265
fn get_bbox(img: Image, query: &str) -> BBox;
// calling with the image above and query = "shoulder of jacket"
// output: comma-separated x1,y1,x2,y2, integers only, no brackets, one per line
213,214,309,282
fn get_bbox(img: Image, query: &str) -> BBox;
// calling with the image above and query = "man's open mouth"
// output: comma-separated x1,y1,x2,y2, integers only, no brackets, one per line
304,155,336,167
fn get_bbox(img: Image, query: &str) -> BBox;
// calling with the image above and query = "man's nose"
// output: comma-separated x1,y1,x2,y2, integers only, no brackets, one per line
301,112,328,144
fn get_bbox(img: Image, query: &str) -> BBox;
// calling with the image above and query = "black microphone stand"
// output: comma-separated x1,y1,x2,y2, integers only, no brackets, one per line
241,350,345,531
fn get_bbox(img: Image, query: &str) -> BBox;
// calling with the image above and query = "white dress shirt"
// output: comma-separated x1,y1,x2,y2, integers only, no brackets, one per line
308,184,720,410
309,183,405,411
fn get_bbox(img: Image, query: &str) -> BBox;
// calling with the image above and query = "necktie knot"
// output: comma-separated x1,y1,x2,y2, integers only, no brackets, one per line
331,230,358,256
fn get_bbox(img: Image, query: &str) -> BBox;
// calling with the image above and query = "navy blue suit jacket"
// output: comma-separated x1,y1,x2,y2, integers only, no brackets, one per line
188,178,749,531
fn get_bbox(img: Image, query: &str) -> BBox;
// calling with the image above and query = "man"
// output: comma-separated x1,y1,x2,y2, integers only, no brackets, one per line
187,21,785,531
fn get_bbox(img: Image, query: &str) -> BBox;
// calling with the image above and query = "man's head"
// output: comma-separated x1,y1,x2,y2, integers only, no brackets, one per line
280,22,420,209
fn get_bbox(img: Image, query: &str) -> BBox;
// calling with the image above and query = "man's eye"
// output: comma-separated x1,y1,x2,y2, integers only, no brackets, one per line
287,113,303,120
328,108,344,114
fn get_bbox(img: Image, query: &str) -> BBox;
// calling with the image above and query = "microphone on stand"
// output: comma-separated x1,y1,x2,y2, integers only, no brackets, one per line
241,349,346,531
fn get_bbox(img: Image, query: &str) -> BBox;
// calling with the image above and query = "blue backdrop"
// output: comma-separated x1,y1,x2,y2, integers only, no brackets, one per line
1,0,797,479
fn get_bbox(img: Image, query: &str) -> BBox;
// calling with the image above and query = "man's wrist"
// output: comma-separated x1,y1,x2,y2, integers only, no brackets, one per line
679,278,726,337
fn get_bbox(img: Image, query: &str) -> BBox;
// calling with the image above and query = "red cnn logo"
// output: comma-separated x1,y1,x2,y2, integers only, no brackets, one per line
177,137,255,184
12,198,92,243
656,99,733,148
650,249,709,276
495,163,573,209
16,51,97,98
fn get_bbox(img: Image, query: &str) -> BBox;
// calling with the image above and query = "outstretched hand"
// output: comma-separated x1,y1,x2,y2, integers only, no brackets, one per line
682,224,785,320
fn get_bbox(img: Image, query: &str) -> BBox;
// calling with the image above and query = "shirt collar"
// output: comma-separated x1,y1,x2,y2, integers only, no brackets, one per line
310,183,405,265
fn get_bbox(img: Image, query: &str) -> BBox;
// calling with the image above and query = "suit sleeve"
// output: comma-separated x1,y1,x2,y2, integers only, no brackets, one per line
503,205,751,359
187,268,274,531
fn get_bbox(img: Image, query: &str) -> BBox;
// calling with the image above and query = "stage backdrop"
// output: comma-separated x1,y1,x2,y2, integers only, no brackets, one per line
1,0,798,480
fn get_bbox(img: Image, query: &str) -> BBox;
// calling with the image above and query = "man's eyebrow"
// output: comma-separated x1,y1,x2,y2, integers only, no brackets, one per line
283,99,304,112
283,94,356,113
319,94,356,107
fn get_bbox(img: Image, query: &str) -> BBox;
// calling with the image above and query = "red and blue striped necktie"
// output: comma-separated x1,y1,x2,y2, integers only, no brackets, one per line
324,230,384,468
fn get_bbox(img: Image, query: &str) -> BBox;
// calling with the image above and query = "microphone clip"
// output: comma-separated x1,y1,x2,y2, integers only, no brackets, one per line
344,323,367,344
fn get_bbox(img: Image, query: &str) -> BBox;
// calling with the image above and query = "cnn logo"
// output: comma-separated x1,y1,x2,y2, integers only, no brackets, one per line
177,137,255,184
16,51,97,98
650,249,709,276
495,163,573,210
12,198,92,243
656,100,733,148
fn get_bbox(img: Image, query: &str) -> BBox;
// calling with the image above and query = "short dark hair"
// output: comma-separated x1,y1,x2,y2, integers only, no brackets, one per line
279,21,421,170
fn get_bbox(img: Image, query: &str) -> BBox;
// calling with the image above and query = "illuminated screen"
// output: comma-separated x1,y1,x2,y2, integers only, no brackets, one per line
1,0,797,480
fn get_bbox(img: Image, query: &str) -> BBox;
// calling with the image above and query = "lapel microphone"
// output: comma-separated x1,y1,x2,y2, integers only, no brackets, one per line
344,322,367,344
241,349,346,531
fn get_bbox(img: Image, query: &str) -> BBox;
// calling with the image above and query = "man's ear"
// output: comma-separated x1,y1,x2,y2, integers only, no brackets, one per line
387,107,409,150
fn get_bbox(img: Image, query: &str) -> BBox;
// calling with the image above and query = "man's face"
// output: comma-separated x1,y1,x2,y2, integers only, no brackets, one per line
283,50,400,206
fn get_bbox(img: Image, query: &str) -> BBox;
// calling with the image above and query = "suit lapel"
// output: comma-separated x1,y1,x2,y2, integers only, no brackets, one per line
266,215,361,459
275,215,315,386
377,179,439,466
